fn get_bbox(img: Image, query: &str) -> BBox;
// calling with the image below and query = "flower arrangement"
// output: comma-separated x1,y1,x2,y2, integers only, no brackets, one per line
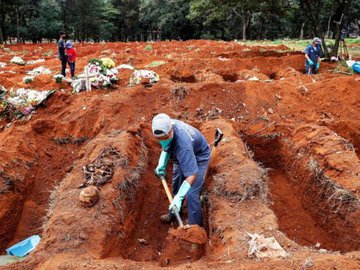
54,74,64,83
10,56,26,66
106,68,119,83
71,58,119,93
27,59,45,65
0,62,6,68
28,66,51,76
23,76,34,84
100,58,115,69
87,63,102,74
129,69,160,86
3,88,54,118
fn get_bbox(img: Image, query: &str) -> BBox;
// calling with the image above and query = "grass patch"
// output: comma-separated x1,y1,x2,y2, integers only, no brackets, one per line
145,60,166,68
42,49,53,57
144,44,153,51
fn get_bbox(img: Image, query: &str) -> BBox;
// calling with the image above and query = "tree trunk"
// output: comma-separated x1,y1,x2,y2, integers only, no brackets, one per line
326,9,333,38
332,0,351,57
299,22,305,39
242,13,248,41
333,18,343,57
16,8,20,43
0,25,3,45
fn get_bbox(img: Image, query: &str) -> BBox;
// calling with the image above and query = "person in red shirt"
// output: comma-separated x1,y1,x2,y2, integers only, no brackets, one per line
65,41,77,78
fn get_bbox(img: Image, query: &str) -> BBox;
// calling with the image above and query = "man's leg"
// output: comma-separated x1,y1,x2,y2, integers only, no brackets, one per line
69,62,75,77
172,163,185,196
186,160,209,226
312,65,317,74
61,58,67,77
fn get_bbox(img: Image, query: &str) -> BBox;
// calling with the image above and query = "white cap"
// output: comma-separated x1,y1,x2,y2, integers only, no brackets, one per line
152,113,173,137
313,37,321,44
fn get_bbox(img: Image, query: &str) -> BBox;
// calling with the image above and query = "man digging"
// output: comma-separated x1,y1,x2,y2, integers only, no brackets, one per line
152,113,210,226
304,37,322,75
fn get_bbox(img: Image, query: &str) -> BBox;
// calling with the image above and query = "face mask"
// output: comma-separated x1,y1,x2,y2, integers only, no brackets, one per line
159,137,173,150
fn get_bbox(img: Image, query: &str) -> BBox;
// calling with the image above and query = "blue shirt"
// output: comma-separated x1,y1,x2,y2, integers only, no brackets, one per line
304,44,321,63
167,120,210,177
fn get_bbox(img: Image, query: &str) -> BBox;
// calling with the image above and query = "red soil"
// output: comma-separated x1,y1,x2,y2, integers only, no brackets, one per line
0,40,360,269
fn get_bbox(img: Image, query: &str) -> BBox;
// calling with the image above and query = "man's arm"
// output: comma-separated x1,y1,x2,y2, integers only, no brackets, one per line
169,150,198,212
185,174,197,186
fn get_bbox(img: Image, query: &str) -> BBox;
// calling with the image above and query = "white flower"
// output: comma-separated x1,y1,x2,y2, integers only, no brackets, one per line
0,62,7,68
27,59,45,65
27,66,51,76
53,74,64,79
10,56,26,66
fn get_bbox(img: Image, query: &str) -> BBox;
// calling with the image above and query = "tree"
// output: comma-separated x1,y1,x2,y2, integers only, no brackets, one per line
300,0,355,57
112,0,140,41
140,0,196,40
27,0,62,42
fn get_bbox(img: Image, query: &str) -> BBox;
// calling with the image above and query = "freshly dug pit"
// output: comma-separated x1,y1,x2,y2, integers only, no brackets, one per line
159,225,207,267
0,125,80,251
118,133,171,262
245,124,360,252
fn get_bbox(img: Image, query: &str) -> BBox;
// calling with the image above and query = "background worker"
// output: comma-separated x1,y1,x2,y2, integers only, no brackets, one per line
304,37,322,75
57,31,67,77
152,113,210,226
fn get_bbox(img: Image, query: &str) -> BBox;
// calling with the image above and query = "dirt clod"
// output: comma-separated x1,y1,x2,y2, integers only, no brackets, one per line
79,186,99,207
159,225,207,267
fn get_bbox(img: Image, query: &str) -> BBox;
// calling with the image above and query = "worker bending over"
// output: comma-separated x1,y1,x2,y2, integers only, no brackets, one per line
152,113,210,226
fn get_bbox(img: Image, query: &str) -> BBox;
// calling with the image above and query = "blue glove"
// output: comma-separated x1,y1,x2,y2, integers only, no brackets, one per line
169,180,191,212
307,59,314,66
316,62,320,69
155,151,169,176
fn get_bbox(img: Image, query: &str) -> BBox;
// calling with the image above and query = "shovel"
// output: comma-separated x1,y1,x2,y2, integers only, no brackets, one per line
205,128,223,179
160,175,184,227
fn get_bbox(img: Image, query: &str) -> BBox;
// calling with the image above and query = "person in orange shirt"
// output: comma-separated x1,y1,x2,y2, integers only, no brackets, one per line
65,41,77,78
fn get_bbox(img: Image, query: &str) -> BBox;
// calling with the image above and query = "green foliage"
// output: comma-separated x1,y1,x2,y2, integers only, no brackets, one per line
144,44,153,50
145,60,166,68
0,0,359,44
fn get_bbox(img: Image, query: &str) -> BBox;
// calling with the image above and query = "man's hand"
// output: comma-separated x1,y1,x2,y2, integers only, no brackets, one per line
169,194,182,213
308,59,314,66
155,151,169,177
169,180,191,212
154,166,166,176
316,62,320,69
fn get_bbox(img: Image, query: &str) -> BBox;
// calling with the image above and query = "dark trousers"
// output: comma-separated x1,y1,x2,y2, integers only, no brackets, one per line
68,61,75,77
60,56,67,77
172,160,209,226
305,62,317,75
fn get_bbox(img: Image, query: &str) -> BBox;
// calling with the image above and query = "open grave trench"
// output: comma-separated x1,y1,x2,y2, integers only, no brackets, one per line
3,120,358,269
243,123,360,252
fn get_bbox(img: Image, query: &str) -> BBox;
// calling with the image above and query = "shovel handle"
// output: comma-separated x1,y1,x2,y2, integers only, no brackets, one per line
160,175,184,227
161,176,173,202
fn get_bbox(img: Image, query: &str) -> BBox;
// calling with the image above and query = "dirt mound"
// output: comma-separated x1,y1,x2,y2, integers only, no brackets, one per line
159,225,207,266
